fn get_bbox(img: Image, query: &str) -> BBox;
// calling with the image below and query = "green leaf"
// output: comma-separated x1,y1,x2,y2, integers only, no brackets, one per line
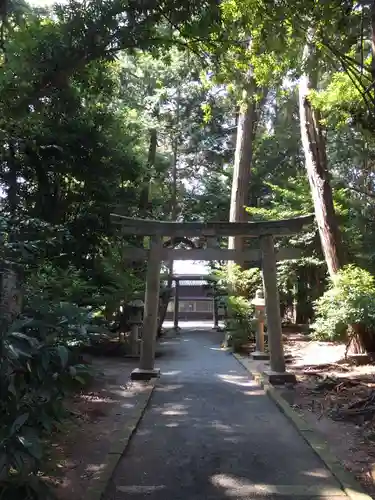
9,331,39,349
69,366,77,377
10,413,29,436
7,375,17,397
11,450,27,472
5,342,31,360
7,318,36,333
74,375,86,385
17,435,42,460
56,345,69,368
0,451,8,480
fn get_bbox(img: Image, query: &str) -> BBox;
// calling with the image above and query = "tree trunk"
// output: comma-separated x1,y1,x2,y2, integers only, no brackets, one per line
299,43,346,279
170,87,180,223
156,89,181,336
299,43,372,353
228,79,264,264
139,122,158,216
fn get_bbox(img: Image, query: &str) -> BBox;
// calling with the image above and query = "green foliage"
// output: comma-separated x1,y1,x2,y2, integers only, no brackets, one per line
309,72,364,128
246,178,313,220
214,264,262,298
225,295,256,352
25,265,94,306
0,313,93,498
312,265,375,341
212,265,260,351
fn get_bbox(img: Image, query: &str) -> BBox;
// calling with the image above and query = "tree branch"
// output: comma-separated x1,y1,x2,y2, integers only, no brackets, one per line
348,185,375,199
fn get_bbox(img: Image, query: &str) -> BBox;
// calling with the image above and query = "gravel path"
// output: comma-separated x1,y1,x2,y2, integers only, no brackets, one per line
104,329,350,499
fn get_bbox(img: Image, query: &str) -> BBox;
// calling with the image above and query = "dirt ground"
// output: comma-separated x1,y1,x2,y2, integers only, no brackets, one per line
282,335,375,498
43,355,146,500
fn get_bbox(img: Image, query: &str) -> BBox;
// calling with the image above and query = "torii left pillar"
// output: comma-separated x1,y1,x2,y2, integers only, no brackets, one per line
131,234,163,381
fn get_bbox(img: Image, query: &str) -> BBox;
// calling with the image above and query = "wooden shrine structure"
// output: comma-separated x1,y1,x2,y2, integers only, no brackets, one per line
111,213,314,383
164,275,220,327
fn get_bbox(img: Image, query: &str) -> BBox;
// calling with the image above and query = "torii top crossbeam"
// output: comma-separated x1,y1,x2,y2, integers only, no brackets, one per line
110,213,314,237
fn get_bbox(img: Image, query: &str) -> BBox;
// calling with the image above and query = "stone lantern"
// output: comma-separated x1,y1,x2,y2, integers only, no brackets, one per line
251,289,269,360
127,299,144,357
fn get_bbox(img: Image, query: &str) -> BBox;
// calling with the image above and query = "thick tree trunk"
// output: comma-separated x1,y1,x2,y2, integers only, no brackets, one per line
170,87,180,223
139,125,158,216
299,44,345,279
159,88,181,335
228,79,264,264
136,108,159,301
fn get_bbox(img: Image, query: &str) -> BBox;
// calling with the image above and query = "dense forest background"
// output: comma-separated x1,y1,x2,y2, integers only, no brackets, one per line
2,0,375,497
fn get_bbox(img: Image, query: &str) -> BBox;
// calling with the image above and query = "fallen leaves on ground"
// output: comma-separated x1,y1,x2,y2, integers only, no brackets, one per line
283,334,375,497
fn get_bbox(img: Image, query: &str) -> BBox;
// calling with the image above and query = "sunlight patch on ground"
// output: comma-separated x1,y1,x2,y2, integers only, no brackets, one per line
222,436,242,444
109,387,137,398
120,402,136,409
155,384,184,392
84,463,106,475
79,395,115,404
303,469,332,479
116,485,166,493
162,409,188,416
210,474,344,497
216,373,255,388
210,421,235,433
154,403,189,417
136,429,152,437
243,389,265,396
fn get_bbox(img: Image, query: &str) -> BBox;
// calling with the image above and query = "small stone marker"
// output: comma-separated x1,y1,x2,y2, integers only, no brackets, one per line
127,299,144,357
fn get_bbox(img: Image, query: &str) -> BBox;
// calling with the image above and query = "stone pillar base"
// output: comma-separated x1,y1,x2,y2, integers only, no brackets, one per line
131,368,161,381
263,370,297,385
252,351,270,361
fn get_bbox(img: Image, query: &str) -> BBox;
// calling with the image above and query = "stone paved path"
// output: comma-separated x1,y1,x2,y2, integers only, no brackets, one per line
104,329,350,499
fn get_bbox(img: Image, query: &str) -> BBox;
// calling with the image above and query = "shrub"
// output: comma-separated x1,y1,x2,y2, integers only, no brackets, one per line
0,309,93,498
224,296,256,351
0,216,139,497
312,265,375,347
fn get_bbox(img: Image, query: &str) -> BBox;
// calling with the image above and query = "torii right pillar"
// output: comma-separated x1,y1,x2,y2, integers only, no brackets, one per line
260,235,296,385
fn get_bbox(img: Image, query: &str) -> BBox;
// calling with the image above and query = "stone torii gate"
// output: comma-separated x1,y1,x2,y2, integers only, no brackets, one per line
111,213,314,383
